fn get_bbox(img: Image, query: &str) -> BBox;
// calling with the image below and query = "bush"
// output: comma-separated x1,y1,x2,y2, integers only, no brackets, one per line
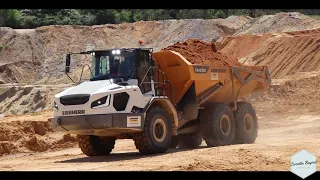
0,9,319,28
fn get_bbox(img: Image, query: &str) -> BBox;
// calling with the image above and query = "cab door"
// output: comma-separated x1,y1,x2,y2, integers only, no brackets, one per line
135,49,152,94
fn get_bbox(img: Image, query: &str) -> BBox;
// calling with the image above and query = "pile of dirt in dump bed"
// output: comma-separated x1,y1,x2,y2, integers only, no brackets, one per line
162,39,251,68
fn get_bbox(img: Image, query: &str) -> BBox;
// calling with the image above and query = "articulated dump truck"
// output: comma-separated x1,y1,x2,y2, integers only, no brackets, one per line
52,47,271,156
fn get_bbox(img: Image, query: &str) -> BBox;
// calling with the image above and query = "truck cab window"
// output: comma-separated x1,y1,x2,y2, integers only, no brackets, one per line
90,51,135,81
137,51,152,93
100,56,109,74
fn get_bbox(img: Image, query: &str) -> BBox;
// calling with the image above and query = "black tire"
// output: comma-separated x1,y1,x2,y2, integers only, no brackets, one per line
233,102,258,144
133,106,172,154
179,131,203,149
200,103,235,147
77,135,116,156
169,135,180,148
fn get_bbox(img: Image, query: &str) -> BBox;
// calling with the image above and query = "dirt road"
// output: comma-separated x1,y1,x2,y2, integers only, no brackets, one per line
1,110,319,171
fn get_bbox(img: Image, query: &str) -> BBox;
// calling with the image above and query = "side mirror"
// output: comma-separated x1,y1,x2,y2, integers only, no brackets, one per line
65,54,71,73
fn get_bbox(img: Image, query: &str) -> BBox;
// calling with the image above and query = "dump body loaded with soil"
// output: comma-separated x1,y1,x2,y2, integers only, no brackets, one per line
52,40,271,156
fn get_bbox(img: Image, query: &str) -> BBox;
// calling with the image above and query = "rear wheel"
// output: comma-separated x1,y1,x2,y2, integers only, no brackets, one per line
200,103,235,147
133,106,172,154
179,131,203,148
77,135,116,156
233,102,258,144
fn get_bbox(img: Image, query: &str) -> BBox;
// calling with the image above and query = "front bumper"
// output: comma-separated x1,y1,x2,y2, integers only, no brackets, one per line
52,113,145,133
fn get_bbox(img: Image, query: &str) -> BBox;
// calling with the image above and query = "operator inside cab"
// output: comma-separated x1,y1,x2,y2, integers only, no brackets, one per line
110,58,120,75
90,50,135,81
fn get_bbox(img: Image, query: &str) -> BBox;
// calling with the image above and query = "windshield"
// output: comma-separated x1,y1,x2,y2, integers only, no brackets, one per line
91,51,135,80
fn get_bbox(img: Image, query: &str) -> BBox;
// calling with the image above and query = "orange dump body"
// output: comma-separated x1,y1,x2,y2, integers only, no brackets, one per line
152,50,271,107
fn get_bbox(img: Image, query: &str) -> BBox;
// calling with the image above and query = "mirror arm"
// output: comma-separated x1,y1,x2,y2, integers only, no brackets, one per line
66,72,76,84
64,51,92,85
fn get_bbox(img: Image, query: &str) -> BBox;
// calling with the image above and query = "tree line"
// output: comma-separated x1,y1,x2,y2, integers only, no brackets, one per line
0,9,319,29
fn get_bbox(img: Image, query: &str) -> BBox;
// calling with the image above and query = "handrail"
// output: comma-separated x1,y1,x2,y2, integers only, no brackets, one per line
78,64,94,84
139,66,172,102
65,63,94,85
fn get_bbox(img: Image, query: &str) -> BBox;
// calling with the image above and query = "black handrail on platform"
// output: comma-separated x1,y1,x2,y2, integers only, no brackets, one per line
139,66,172,102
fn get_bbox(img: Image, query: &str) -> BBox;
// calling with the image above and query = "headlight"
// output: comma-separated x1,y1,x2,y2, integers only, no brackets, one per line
91,95,111,108
111,49,121,55
54,101,59,110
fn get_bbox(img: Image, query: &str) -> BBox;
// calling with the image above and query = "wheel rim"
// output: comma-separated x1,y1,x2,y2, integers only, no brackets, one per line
153,118,167,143
220,114,231,136
243,113,254,134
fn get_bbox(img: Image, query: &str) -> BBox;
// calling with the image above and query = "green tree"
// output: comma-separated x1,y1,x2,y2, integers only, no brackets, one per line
0,9,21,28
1,9,319,28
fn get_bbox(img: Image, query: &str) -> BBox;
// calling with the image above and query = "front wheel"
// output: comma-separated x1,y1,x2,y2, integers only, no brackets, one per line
133,106,172,154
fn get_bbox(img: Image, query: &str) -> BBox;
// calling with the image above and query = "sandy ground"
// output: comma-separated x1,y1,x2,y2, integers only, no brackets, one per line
216,28,320,79
0,108,319,171
0,84,71,116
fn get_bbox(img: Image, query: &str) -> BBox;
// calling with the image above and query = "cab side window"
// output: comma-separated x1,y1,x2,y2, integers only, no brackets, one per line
137,51,152,93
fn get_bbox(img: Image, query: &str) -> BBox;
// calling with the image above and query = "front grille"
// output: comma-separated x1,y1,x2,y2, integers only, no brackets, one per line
60,94,90,106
